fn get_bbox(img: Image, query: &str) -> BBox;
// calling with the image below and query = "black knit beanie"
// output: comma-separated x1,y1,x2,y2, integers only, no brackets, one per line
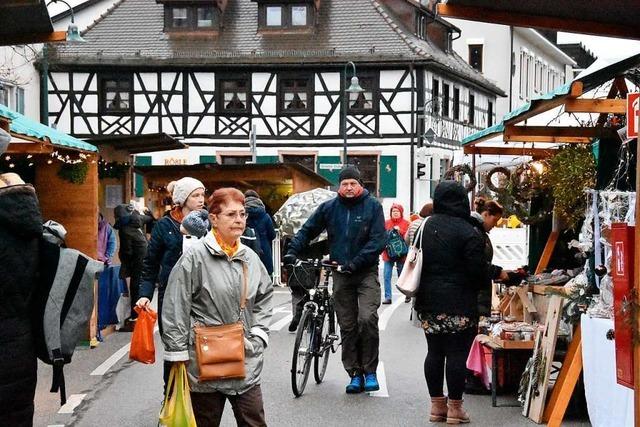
338,165,362,184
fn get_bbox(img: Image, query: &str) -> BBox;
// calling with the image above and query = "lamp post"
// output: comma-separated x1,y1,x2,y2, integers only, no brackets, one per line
342,61,364,166
41,0,86,125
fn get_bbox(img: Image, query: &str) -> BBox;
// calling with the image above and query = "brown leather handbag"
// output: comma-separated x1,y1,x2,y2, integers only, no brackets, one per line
194,263,248,382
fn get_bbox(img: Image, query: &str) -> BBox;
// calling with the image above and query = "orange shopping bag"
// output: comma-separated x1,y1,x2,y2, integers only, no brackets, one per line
129,306,157,364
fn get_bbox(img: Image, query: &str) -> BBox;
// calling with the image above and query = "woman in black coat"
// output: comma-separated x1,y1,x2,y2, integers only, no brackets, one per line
414,181,488,424
0,174,43,427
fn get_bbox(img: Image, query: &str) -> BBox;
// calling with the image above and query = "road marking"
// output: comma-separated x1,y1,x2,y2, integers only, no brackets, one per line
58,394,86,414
378,297,404,331
368,362,389,397
270,314,293,331
91,325,158,376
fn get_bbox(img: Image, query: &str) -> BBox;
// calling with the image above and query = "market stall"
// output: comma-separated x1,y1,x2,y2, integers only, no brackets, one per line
458,53,640,426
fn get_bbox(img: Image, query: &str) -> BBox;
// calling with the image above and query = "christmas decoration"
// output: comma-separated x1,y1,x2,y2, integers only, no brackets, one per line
443,163,476,192
57,162,89,184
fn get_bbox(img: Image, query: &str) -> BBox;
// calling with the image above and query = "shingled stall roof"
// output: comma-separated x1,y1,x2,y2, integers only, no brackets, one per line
47,0,503,95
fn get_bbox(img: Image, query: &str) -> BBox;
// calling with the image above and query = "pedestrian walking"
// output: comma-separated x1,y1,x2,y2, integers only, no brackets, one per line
0,172,43,427
414,181,488,424
114,202,154,329
283,165,386,394
161,187,273,427
404,202,433,246
92,211,118,347
137,177,205,388
381,203,410,304
244,190,276,276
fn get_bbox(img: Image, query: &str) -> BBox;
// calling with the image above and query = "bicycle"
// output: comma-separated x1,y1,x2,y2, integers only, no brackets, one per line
289,259,340,397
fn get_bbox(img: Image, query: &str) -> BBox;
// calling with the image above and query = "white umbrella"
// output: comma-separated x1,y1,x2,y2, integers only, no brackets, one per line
274,188,336,239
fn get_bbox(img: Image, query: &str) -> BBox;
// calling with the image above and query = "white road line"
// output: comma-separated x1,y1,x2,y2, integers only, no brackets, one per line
378,297,404,331
270,314,293,331
368,362,389,397
57,394,86,414
91,325,159,376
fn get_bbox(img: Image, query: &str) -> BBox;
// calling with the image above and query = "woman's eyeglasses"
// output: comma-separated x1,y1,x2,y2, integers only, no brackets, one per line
219,211,247,220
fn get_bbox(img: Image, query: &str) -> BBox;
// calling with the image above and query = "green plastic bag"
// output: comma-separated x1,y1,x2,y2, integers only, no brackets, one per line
159,363,197,427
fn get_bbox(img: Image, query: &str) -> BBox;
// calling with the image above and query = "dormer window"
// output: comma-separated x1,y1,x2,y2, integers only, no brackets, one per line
258,3,315,30
158,1,224,32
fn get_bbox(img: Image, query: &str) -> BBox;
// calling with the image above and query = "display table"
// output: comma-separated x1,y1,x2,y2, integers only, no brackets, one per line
581,314,633,427
476,334,534,407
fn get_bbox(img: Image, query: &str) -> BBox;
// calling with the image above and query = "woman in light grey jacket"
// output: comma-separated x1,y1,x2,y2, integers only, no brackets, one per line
162,187,273,427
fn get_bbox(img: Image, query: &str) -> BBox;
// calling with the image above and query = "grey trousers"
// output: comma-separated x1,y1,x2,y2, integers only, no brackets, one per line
332,265,381,376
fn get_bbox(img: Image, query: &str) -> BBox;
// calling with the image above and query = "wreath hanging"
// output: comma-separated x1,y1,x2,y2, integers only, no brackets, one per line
485,166,511,193
443,164,476,193
57,162,89,185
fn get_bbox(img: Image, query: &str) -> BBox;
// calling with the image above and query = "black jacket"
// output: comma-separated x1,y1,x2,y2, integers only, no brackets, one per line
414,181,488,318
287,189,386,272
469,212,503,316
139,215,183,299
0,184,42,426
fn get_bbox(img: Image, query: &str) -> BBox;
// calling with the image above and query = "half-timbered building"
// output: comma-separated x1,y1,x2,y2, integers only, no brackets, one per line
43,0,503,211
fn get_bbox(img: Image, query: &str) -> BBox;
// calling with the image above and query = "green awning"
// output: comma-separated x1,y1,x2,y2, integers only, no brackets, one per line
0,104,98,152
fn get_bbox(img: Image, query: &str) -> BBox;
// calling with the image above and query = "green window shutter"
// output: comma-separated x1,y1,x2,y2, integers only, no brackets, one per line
317,156,342,186
134,155,152,197
591,139,600,167
199,155,216,164
256,155,279,164
379,155,397,197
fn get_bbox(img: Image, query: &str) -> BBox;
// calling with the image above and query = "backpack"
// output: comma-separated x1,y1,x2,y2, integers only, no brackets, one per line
385,228,409,260
32,221,104,405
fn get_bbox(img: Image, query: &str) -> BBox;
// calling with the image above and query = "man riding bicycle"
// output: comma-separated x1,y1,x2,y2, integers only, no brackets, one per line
283,165,386,393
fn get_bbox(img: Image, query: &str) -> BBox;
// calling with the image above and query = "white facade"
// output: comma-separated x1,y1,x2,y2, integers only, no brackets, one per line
449,21,576,121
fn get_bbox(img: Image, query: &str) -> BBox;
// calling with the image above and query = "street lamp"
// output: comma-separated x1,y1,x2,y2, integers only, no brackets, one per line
47,0,87,42
342,61,364,165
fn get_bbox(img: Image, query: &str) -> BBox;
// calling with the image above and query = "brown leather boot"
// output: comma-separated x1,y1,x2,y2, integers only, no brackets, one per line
429,396,448,422
446,399,470,424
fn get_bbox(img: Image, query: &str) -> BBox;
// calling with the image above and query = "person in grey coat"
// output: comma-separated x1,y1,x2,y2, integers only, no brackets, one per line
162,187,273,427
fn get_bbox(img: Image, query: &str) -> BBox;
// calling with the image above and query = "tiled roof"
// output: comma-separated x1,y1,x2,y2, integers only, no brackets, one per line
49,0,504,95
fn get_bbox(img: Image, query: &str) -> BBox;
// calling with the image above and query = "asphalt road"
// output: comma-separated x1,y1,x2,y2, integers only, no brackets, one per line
34,285,591,427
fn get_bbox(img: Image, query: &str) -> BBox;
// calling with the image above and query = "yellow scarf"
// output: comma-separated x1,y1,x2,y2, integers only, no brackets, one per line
213,229,239,257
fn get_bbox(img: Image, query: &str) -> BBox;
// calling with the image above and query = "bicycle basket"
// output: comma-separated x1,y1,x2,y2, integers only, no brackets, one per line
288,264,318,291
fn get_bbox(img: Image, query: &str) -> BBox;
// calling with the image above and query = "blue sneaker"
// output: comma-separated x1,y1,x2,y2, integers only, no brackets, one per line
345,375,364,394
364,373,380,392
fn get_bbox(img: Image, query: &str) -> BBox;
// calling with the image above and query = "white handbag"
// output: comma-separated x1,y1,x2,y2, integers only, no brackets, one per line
396,218,427,297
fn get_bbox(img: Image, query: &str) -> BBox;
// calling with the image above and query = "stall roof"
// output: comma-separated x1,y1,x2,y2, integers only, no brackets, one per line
0,1,67,45
462,52,640,147
87,133,186,154
0,104,98,153
134,162,332,187
436,0,640,40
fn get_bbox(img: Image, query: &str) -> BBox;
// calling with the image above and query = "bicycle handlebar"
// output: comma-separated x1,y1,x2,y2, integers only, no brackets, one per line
293,258,340,270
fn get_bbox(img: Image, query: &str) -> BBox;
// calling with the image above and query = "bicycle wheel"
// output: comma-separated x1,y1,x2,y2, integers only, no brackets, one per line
313,311,331,384
291,309,314,397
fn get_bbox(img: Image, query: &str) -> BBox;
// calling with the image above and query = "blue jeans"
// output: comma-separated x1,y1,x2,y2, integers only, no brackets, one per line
383,259,403,301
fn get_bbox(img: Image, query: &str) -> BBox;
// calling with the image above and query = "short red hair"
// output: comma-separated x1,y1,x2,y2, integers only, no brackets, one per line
207,187,245,214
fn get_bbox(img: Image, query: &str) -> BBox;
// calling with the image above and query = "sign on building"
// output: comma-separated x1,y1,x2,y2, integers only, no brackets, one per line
627,92,639,138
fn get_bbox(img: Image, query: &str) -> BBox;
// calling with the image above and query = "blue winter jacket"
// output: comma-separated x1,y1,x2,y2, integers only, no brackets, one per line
139,215,183,300
246,205,276,275
287,189,386,272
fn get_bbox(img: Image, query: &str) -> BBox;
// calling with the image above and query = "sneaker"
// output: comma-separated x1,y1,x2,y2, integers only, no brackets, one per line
382,299,392,305
345,375,364,394
288,319,299,333
364,373,380,392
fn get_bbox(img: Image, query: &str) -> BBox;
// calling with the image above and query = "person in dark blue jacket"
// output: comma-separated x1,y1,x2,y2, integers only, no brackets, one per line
284,165,386,394
244,190,276,275
136,177,205,390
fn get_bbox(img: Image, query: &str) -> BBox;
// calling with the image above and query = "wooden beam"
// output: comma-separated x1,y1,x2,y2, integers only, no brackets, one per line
535,230,559,274
504,125,615,143
543,325,583,426
6,142,53,154
0,31,67,46
564,99,626,114
436,4,640,39
463,145,557,158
